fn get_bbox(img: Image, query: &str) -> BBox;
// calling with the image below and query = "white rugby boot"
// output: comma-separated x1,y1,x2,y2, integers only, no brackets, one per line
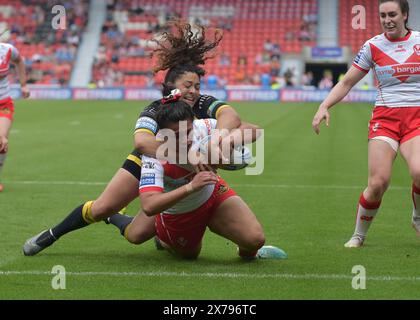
344,235,364,248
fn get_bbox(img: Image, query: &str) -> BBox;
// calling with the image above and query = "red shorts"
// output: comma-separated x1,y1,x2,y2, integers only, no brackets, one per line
0,97,14,121
155,178,236,252
368,107,420,144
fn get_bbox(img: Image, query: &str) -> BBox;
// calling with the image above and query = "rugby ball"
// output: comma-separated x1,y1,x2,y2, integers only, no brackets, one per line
219,145,253,171
197,135,253,171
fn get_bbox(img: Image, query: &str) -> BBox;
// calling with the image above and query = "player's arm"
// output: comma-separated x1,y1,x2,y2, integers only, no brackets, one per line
215,105,241,133
236,121,262,143
133,111,164,157
12,54,29,99
140,171,218,216
312,66,367,134
134,130,162,157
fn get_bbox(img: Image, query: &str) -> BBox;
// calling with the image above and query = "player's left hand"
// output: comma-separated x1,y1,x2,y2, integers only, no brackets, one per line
312,106,330,135
21,86,30,99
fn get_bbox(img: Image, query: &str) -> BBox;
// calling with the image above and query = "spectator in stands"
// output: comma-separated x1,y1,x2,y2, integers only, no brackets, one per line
284,68,296,87
6,0,88,85
260,73,271,88
217,18,233,31
237,54,247,66
318,70,333,90
301,71,315,87
264,39,274,53
270,43,282,60
218,75,228,88
271,76,285,89
298,22,312,41
206,74,219,89
270,57,281,77
234,66,247,83
218,52,231,66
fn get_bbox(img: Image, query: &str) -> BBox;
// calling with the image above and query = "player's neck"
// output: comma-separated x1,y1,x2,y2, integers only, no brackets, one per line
385,28,410,41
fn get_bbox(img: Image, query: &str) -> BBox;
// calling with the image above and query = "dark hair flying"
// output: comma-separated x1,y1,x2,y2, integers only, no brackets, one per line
152,20,223,87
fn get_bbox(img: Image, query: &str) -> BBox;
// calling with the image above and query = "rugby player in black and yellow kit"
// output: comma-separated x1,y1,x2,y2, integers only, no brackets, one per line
23,20,257,256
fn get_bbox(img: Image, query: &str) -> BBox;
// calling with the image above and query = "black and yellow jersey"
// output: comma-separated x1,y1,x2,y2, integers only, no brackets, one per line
124,95,229,180
134,94,230,136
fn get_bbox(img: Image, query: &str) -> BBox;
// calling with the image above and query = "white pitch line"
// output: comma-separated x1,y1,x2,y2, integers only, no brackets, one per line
1,180,411,190
1,270,420,282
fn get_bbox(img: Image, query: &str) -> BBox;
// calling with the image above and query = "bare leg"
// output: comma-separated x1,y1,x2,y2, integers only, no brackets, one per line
345,139,396,248
0,117,13,191
399,136,420,238
208,196,265,258
91,168,140,220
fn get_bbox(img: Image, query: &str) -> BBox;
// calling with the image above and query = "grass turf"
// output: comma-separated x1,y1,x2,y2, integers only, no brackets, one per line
0,100,419,299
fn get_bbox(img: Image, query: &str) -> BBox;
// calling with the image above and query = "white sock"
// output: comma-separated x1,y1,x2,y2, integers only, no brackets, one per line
353,193,381,239
412,183,420,220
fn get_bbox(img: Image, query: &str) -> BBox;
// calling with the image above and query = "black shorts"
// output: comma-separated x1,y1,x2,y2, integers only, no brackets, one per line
121,149,142,180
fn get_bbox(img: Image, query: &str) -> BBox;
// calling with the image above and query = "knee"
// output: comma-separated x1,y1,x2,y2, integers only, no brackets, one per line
368,176,390,198
125,228,153,245
242,231,266,251
410,168,420,187
91,200,119,220
126,234,142,245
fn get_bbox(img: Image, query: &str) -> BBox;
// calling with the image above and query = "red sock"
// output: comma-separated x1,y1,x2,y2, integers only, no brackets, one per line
353,193,381,239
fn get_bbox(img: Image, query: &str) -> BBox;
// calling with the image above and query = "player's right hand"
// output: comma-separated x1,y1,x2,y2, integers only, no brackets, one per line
0,136,8,153
190,171,218,191
21,86,30,99
312,106,330,135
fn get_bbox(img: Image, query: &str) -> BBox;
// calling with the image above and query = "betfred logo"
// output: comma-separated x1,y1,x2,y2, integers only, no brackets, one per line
360,215,374,222
414,44,420,56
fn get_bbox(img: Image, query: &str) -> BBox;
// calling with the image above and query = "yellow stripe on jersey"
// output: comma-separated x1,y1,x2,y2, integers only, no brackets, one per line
127,154,142,167
215,105,230,119
134,128,155,136
82,201,97,224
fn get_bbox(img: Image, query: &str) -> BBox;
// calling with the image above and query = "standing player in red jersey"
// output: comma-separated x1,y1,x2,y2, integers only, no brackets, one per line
0,40,30,192
312,0,420,247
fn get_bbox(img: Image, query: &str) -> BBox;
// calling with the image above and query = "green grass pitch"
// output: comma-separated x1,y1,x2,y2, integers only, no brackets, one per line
0,99,419,299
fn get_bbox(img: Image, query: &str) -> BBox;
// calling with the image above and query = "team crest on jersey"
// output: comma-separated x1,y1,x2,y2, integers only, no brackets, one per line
217,184,229,195
176,237,188,247
414,44,420,56
0,106,11,114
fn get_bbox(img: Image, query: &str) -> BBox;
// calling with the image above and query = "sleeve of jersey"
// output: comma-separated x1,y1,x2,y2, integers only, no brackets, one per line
205,97,231,119
134,116,158,136
352,41,372,73
139,157,164,193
